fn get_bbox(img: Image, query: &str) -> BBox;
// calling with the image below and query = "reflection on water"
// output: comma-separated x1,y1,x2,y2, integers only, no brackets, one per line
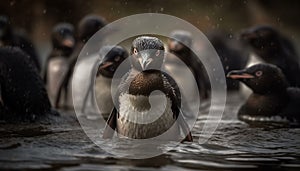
0,93,300,170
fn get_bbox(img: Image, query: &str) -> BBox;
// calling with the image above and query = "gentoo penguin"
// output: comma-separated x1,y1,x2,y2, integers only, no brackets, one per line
0,47,58,122
240,25,300,87
207,30,249,91
55,15,106,108
44,23,75,106
103,36,193,141
167,30,210,100
0,15,41,72
81,46,128,120
227,63,300,127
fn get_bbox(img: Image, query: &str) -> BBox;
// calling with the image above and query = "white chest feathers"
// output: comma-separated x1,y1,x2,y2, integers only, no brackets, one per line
47,57,68,105
95,75,120,118
117,92,179,140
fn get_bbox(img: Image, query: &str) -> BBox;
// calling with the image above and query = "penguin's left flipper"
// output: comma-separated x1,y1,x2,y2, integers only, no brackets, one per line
102,107,118,139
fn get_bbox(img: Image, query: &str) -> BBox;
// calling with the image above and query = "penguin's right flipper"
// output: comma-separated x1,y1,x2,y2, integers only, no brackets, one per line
102,107,118,139
178,110,193,142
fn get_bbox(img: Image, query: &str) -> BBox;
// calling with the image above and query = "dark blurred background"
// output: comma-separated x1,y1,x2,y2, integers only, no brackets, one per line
1,0,300,62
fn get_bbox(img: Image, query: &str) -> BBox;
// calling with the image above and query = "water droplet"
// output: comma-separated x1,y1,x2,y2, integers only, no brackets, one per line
205,16,210,21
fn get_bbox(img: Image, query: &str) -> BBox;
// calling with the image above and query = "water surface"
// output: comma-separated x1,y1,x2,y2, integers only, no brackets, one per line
1,93,300,170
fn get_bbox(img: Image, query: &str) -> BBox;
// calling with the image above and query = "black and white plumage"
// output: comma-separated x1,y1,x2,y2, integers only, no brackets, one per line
0,15,40,72
227,63,300,127
240,25,300,87
103,36,193,141
0,47,58,122
44,23,75,105
81,46,128,119
55,15,106,108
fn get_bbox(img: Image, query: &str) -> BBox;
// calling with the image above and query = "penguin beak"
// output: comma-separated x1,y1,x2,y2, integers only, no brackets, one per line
227,70,255,79
62,37,75,48
169,40,183,51
139,52,152,70
99,61,114,69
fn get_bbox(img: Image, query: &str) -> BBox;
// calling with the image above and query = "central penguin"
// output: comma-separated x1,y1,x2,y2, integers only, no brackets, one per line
103,36,193,142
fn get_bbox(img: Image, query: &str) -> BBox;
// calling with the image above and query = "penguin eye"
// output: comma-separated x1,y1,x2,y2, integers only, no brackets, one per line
115,56,120,62
155,50,160,57
133,48,138,55
255,71,263,77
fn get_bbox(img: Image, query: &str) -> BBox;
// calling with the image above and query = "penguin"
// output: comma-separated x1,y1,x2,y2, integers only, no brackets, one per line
44,23,75,106
81,45,129,120
167,30,210,100
55,15,106,108
240,25,300,87
0,15,41,72
227,63,300,127
0,47,58,122
207,30,249,91
103,36,193,142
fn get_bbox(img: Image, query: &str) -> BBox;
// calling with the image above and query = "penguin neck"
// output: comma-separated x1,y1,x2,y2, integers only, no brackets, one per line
51,47,72,57
256,47,285,65
243,90,289,118
128,69,164,96
252,86,288,96
251,87,289,104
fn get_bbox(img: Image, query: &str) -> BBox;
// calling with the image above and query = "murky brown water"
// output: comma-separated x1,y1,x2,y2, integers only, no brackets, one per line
1,92,300,171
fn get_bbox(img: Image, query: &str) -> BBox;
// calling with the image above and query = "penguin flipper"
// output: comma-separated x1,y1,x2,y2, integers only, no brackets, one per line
102,107,118,139
161,72,193,142
178,110,193,142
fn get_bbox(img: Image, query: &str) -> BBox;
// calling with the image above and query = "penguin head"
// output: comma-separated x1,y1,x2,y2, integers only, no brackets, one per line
130,36,165,71
227,63,288,94
168,30,192,52
240,25,282,57
0,15,12,41
51,23,75,50
78,15,106,43
98,46,128,78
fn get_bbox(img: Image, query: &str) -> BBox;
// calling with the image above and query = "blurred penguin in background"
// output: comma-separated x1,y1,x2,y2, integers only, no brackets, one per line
81,46,129,120
55,15,106,108
0,15,41,72
240,25,300,87
207,30,249,91
43,23,75,106
166,30,210,105
0,47,59,122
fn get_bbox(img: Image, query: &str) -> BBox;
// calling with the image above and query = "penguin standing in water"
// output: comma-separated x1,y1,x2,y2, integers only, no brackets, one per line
81,46,129,120
0,15,41,72
227,63,300,127
207,30,249,91
240,25,300,87
167,30,210,100
44,23,75,105
103,36,193,141
55,15,106,108
0,47,58,122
